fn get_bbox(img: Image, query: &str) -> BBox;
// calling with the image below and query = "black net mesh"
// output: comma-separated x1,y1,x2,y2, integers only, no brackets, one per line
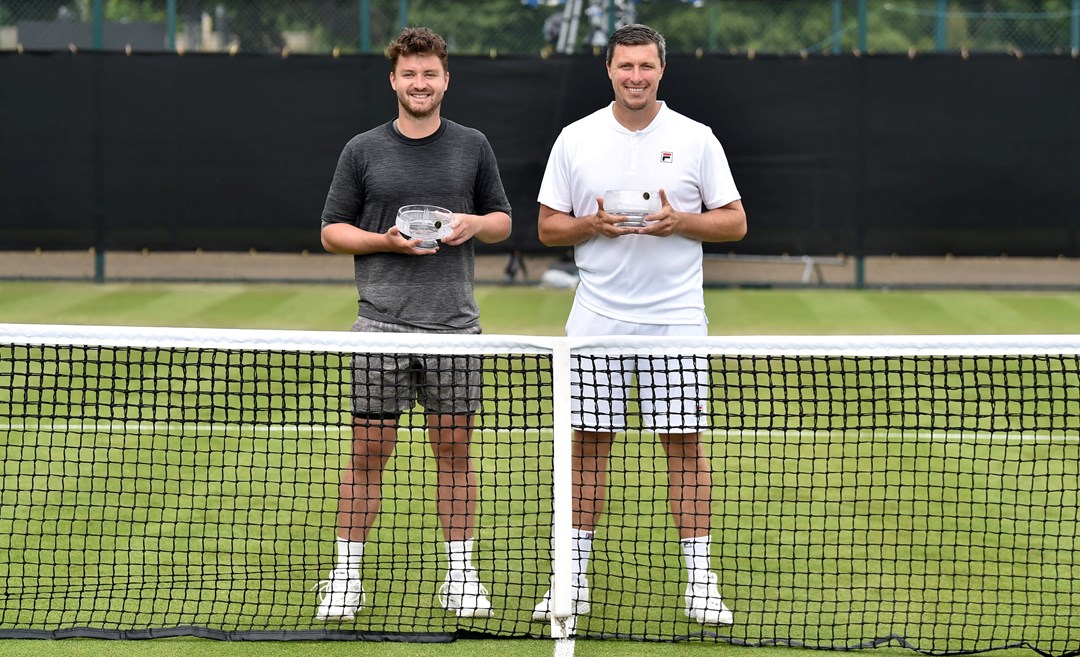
570,351,1080,656
0,328,1078,656
0,340,552,639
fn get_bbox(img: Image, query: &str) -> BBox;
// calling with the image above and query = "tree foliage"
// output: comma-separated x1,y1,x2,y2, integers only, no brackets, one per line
4,0,1076,54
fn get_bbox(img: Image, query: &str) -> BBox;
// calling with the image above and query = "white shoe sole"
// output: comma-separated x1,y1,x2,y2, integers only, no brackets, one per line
315,610,357,621
532,600,590,622
685,608,734,625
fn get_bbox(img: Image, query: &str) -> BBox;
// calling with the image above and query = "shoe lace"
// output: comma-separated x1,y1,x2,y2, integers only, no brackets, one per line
688,573,720,598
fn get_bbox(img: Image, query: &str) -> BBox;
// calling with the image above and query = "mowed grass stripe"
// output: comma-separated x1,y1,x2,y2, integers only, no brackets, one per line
1,283,1079,654
1,282,1080,334
0,283,358,331
1,419,1076,646
0,422,1077,445
0,424,553,635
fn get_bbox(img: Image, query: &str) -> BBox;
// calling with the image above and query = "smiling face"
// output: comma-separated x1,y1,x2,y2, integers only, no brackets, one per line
606,42,664,115
390,53,448,120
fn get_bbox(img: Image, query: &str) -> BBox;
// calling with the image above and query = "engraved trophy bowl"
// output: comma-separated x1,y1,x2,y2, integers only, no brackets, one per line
603,190,660,227
396,204,453,248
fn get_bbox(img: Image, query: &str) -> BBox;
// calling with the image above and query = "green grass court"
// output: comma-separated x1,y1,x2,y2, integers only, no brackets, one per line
0,282,1078,657
1,281,1080,335
4,425,1076,651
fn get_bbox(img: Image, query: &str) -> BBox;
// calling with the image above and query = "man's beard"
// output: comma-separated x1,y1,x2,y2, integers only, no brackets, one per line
616,91,651,112
398,91,442,119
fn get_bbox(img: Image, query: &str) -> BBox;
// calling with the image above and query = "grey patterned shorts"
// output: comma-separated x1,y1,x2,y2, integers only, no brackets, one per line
350,316,482,417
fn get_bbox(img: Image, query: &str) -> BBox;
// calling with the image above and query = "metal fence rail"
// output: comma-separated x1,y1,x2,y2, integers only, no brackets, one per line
2,0,1078,55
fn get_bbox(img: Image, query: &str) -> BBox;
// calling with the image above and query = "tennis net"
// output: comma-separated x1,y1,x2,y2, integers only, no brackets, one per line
0,324,1078,655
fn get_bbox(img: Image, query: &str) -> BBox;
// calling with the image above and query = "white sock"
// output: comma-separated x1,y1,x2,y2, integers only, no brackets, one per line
335,537,365,577
572,528,594,586
681,535,712,584
445,538,475,578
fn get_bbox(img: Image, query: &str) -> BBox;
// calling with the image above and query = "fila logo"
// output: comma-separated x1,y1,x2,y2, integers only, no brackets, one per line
660,151,673,163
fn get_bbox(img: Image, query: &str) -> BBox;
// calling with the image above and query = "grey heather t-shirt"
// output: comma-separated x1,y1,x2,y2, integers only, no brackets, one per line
320,119,512,330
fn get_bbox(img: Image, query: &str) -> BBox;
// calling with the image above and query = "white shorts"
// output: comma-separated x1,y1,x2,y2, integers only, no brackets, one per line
566,302,709,433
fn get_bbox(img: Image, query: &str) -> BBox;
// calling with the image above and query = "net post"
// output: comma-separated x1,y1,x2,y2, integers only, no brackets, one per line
550,337,574,638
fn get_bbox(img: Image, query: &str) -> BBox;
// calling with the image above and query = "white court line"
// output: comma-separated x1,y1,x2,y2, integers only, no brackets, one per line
0,420,349,436
702,428,1080,443
0,422,542,436
552,613,577,657
0,422,1076,444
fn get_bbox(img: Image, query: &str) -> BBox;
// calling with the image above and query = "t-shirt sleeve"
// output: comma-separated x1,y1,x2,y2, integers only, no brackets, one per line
474,137,513,217
536,130,573,213
320,143,361,229
700,130,741,210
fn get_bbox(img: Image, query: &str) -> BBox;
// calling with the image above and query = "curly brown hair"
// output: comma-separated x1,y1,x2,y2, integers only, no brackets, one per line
385,27,449,72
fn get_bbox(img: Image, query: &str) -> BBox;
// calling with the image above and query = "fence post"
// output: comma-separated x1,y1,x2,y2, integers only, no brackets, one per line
709,0,719,52
91,0,104,49
857,0,867,51
92,55,105,284
94,251,106,283
832,0,842,54
166,0,176,50
1073,0,1079,55
398,0,408,31
935,0,947,51
359,0,370,53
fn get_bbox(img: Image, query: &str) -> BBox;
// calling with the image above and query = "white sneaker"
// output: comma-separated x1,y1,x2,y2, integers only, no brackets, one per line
314,569,365,621
684,572,733,625
438,569,494,618
531,580,590,622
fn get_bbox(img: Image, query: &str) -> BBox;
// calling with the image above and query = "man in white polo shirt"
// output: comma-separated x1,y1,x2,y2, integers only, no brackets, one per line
532,23,747,626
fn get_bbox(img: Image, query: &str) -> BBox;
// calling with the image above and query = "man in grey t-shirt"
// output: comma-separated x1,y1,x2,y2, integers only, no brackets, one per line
315,26,512,621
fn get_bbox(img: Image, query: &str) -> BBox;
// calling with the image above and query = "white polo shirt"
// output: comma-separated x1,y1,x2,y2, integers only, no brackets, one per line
538,101,740,325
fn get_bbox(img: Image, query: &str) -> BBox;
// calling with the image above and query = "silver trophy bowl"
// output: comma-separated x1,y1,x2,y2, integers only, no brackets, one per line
604,190,660,227
396,204,453,248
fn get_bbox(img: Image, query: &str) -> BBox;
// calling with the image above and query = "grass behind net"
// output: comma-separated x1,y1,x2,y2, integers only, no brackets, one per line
0,346,1078,654
0,347,553,636
584,427,1079,649
574,354,1080,651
